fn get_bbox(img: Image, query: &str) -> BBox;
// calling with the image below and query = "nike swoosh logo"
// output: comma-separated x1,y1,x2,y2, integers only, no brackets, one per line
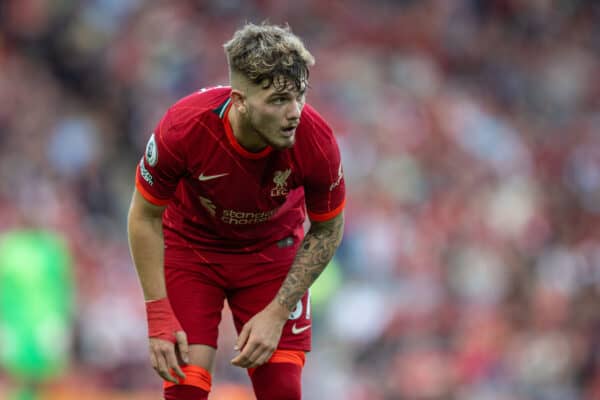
198,172,229,181
291,323,311,335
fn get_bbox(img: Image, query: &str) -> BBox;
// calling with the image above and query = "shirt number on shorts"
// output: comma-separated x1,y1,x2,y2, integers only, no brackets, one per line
288,289,311,320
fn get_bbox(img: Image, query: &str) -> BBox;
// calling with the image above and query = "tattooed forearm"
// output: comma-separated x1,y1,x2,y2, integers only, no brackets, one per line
277,212,345,311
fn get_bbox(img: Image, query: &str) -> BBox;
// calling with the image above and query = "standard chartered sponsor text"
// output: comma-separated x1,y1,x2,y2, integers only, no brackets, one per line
222,208,279,224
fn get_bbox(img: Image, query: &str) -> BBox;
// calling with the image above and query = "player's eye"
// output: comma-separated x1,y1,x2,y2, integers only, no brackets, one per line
271,97,286,104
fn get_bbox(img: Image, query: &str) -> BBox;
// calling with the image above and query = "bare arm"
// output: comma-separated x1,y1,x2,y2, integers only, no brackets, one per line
231,211,345,368
128,188,188,383
272,211,345,316
127,188,168,301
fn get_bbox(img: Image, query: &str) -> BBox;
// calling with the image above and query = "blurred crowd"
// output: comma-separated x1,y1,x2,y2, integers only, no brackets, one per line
1,0,600,399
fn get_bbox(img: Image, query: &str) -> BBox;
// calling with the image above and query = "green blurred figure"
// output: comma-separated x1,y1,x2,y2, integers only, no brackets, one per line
310,257,343,319
0,229,75,400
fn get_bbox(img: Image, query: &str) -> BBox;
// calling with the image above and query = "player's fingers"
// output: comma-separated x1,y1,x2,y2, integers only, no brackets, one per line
166,348,186,381
175,330,190,364
156,351,178,383
149,351,159,370
240,345,262,367
231,341,258,367
245,342,276,369
234,323,251,351
233,337,276,368
251,348,275,369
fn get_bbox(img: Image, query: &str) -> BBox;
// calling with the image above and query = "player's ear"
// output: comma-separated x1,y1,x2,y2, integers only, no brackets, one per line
231,90,247,114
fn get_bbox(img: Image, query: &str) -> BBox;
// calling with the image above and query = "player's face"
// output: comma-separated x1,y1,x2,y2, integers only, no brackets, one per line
244,78,306,150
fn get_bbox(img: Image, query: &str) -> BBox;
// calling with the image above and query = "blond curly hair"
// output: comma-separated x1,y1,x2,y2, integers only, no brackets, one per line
224,23,315,91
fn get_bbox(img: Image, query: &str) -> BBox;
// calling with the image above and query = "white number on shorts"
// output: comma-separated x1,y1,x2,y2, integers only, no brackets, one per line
288,289,311,320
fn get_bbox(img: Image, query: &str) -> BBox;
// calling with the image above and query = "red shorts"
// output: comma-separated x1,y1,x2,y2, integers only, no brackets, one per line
165,249,311,352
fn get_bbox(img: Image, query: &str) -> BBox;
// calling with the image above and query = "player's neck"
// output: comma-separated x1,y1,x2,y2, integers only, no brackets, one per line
228,106,268,153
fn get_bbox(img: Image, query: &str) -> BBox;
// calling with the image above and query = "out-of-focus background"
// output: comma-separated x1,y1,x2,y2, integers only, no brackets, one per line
1,0,600,399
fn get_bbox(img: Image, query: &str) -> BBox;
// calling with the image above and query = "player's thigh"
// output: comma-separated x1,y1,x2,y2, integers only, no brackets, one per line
165,265,226,349
188,344,217,374
228,276,311,352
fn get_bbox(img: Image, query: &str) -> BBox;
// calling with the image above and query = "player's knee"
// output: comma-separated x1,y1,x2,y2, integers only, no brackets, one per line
251,362,302,400
163,365,211,400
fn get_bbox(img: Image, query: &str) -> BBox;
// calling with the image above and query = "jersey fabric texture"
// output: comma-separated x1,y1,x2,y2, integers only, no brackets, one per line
135,86,346,265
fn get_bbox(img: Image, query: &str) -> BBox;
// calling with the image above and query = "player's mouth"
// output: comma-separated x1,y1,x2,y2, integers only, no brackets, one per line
280,125,297,137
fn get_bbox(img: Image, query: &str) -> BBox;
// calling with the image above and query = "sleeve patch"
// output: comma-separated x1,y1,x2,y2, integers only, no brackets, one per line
145,133,158,167
139,158,154,186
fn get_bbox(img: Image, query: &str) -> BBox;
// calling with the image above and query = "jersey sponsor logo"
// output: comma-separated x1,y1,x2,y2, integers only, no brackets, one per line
199,199,280,224
271,169,291,197
145,133,158,167
139,158,154,186
329,163,343,191
198,172,229,181
221,208,279,224
291,323,311,335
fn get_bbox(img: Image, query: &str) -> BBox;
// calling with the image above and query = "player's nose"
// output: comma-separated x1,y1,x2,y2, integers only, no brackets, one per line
286,99,302,120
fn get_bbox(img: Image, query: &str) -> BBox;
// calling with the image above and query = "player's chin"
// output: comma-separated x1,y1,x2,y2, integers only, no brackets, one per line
271,134,296,149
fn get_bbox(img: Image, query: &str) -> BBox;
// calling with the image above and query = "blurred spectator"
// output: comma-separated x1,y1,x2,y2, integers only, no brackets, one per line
1,0,600,399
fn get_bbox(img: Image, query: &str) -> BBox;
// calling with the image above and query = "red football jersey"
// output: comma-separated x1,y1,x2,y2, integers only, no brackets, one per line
135,86,345,264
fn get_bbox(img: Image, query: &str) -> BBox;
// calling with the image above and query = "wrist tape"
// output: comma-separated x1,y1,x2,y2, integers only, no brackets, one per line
145,297,182,343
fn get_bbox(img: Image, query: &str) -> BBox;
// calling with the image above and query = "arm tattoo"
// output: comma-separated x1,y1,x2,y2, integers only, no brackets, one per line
277,213,345,311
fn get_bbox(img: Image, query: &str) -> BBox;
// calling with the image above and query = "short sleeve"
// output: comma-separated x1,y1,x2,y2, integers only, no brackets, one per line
135,109,186,205
303,115,346,222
